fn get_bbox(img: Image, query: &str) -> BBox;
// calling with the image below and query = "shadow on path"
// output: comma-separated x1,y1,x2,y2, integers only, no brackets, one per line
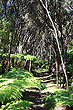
22,70,73,110
21,71,56,110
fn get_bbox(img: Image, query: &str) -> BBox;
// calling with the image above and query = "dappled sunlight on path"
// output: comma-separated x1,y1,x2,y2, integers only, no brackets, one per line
22,70,57,110
22,70,73,110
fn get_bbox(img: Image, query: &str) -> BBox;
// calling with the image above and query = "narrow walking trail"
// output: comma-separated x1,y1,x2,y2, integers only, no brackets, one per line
23,70,57,110
22,69,72,110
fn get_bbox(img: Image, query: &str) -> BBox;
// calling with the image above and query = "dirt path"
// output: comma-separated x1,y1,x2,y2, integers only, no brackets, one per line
22,71,72,110
22,71,56,110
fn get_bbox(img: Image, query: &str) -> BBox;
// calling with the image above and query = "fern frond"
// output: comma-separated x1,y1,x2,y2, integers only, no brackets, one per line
1,100,34,110
0,69,45,105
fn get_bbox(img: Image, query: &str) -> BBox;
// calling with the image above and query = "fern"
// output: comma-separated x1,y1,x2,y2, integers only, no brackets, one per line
10,54,46,64
0,79,24,104
10,54,37,61
2,69,33,79
0,100,34,110
0,69,45,105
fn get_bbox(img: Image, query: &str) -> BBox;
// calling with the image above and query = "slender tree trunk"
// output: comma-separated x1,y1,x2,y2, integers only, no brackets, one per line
19,42,23,54
29,60,32,72
63,73,65,88
16,58,18,68
8,44,11,71
72,61,73,83
1,57,5,73
64,37,67,65
56,59,59,88
48,46,52,73
12,58,14,68
59,65,62,87
40,0,68,89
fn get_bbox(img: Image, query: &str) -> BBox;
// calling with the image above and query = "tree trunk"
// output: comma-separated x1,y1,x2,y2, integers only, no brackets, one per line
72,61,73,83
63,73,65,88
19,43,23,54
56,59,59,88
48,46,52,73
29,60,32,72
64,37,67,65
59,65,62,87
40,0,68,89
1,58,5,74
8,44,11,71
12,58,14,68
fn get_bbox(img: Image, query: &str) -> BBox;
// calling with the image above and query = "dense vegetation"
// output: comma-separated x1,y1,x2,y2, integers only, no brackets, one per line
0,68,45,109
0,0,73,110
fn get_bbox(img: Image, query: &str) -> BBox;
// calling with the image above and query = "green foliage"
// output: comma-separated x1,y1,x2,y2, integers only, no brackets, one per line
41,62,48,68
2,68,33,79
34,59,45,64
2,53,44,64
2,53,8,57
67,50,73,64
66,64,72,74
68,40,73,51
45,85,73,110
10,54,37,61
0,51,3,56
67,40,73,64
0,78,24,104
54,88,73,106
0,100,33,110
66,42,73,81
44,95,56,110
0,18,12,52
1,53,48,70
0,68,45,106
10,54,47,65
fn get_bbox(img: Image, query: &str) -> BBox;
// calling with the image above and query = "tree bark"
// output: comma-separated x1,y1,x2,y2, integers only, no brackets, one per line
19,43,23,54
12,58,14,68
40,0,68,89
8,44,11,71
29,60,32,72
72,61,73,83
59,65,62,87
56,59,59,88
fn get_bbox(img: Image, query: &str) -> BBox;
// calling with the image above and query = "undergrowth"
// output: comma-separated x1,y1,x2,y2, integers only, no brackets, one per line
44,83,73,110
0,100,33,110
0,68,45,109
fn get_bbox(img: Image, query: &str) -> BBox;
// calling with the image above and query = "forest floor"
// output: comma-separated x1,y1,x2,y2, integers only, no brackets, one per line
22,69,70,110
